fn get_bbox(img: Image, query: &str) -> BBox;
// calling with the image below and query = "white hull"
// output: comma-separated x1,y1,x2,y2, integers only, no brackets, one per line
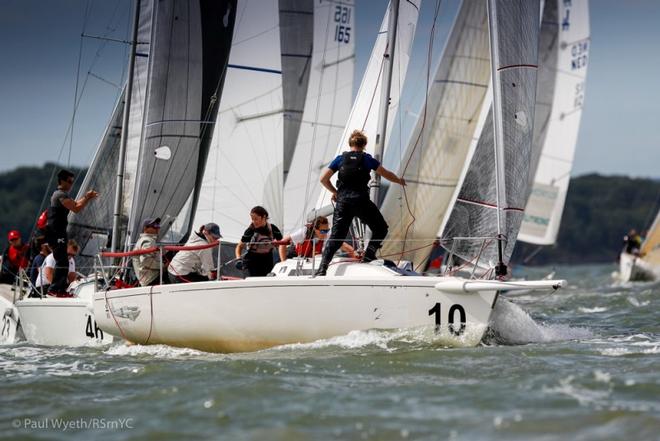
15,281,113,346
619,252,659,282
94,262,499,353
0,292,21,344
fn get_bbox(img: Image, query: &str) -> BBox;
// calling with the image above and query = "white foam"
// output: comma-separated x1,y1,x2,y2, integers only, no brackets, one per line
578,306,608,313
104,343,212,359
489,299,594,344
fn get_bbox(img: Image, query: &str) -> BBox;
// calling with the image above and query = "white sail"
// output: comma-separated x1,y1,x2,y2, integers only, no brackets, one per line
282,0,356,233
379,0,491,265
641,210,660,266
440,0,540,268
518,0,590,245
315,0,420,211
192,0,283,243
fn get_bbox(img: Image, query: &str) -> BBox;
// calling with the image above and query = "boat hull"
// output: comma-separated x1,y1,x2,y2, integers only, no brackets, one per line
619,252,658,282
94,276,498,353
15,281,113,346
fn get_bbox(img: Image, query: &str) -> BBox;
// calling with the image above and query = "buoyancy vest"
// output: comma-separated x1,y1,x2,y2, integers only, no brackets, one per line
295,237,324,258
6,245,29,270
248,224,274,254
337,151,370,195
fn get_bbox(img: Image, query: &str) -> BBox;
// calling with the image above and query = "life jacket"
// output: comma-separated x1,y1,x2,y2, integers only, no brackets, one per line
337,151,370,194
36,210,48,231
248,224,274,254
7,245,29,270
295,237,324,258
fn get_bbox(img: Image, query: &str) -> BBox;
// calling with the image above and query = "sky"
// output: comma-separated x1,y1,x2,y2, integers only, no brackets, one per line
0,0,659,178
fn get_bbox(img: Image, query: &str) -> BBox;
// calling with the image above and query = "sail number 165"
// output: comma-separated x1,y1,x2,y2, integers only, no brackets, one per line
334,6,351,43
428,303,466,336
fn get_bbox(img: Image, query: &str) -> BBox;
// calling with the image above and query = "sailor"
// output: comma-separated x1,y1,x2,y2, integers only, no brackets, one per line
0,230,30,284
132,217,162,286
28,237,50,288
45,169,98,296
281,216,355,259
623,229,642,255
315,130,406,276
168,223,222,283
236,206,286,277
34,239,79,297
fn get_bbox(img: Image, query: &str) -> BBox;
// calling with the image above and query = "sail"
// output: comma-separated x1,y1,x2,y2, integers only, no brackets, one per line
519,0,590,245
282,0,355,233
279,0,314,183
127,0,237,245
191,0,283,243
379,0,491,265
67,90,125,270
315,0,420,211
641,210,660,265
440,0,540,268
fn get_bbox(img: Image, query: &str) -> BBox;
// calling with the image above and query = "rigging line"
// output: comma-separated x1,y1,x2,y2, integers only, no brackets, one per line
88,71,121,89
69,0,92,167
398,0,443,263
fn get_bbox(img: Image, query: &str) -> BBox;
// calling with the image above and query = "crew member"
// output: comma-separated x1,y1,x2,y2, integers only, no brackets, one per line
315,130,406,276
282,216,355,259
132,217,162,286
0,230,30,284
168,223,221,283
236,206,286,277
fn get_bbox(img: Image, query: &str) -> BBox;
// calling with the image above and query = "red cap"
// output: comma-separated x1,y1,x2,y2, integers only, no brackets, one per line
8,230,21,241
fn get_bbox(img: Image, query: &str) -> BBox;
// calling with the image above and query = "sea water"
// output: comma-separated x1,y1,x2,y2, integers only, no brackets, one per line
1,264,659,440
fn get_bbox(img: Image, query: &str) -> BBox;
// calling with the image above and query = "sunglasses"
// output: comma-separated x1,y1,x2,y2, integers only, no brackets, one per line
318,229,330,234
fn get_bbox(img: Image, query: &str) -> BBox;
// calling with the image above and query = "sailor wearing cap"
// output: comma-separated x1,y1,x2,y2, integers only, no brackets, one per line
132,217,162,286
167,223,222,283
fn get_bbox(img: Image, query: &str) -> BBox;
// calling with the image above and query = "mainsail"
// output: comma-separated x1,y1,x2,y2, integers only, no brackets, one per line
282,0,356,233
315,0,420,211
68,0,155,267
440,0,540,268
518,0,590,244
279,0,314,183
379,0,491,265
127,0,237,245
191,0,283,243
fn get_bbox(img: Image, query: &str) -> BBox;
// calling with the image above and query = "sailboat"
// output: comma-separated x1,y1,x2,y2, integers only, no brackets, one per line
10,0,238,346
619,210,660,282
92,0,566,354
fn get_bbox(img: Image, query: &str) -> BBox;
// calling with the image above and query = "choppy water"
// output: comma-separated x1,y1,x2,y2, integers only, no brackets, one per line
2,264,659,440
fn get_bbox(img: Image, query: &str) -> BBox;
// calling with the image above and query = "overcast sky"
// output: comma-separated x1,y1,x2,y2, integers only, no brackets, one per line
0,0,658,178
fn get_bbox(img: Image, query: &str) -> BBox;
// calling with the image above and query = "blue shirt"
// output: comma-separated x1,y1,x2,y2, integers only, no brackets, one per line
328,152,380,171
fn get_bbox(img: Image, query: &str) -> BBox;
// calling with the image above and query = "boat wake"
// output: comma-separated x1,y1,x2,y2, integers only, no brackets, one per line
485,299,593,345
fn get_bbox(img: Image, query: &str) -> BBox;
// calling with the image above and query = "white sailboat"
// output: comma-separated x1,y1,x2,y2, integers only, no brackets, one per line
93,0,566,354
8,0,238,347
620,210,660,282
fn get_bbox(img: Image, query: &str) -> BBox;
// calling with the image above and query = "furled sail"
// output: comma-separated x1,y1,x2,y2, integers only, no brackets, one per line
282,0,355,233
67,91,125,270
191,0,283,243
440,0,540,268
279,0,314,184
519,0,590,245
379,0,491,265
128,0,237,245
315,0,420,211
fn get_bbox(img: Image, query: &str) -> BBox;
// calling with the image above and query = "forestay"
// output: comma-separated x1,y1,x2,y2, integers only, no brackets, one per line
519,0,590,245
379,0,491,266
315,0,420,211
282,0,355,233
128,0,237,245
191,0,283,243
441,0,539,268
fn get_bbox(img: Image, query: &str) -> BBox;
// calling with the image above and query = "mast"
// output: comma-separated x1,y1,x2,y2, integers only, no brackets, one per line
111,0,141,252
486,0,508,276
369,0,400,205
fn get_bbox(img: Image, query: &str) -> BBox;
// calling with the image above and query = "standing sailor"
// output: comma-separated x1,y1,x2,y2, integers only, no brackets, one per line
316,130,406,276
45,169,98,295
